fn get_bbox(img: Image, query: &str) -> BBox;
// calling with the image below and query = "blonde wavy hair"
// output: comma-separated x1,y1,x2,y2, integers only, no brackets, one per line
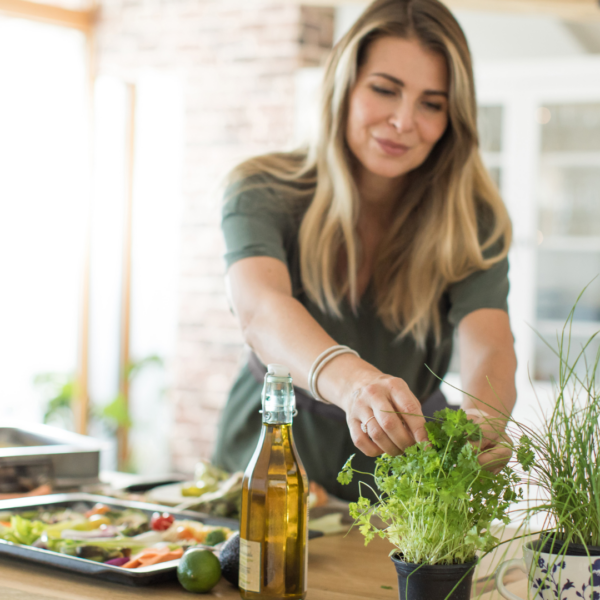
226,0,512,347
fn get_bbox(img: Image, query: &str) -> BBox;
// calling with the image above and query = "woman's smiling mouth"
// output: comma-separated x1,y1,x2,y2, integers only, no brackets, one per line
374,137,411,156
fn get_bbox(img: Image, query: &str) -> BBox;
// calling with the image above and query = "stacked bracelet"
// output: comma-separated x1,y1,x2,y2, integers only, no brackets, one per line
308,345,360,403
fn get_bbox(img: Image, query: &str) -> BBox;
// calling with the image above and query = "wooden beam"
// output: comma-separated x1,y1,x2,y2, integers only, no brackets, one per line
74,17,97,437
300,0,600,21
442,0,600,21
117,83,137,471
0,0,94,33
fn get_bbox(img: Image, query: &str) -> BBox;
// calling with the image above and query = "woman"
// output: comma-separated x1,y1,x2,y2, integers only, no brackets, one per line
213,0,517,501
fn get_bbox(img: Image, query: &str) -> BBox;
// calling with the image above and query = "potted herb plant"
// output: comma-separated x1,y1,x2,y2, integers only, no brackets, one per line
495,294,600,600
339,407,527,600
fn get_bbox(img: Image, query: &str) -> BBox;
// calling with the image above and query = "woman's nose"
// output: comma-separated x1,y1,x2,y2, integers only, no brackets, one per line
388,101,416,133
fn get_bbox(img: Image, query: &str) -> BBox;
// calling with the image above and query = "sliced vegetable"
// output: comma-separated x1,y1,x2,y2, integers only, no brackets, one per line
46,519,87,538
2,515,45,546
89,514,111,527
85,503,110,518
76,545,107,562
105,556,129,567
115,509,149,536
123,546,184,569
60,525,120,540
174,525,197,541
204,529,226,546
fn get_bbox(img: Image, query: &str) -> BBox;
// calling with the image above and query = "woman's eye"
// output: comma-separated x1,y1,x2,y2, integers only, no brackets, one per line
423,101,444,112
371,85,395,96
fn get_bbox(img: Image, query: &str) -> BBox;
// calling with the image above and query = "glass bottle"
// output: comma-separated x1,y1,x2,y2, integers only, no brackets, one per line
239,364,308,600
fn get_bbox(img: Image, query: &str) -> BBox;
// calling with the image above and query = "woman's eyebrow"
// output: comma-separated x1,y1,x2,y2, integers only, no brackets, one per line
370,72,448,97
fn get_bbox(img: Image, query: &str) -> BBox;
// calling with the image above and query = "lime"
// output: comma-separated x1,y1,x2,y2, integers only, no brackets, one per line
177,548,222,593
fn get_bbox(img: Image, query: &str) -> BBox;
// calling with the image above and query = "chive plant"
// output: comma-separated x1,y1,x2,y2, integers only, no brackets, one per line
510,291,600,550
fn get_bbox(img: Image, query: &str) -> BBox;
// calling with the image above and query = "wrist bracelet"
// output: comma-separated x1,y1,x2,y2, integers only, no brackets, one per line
309,345,360,404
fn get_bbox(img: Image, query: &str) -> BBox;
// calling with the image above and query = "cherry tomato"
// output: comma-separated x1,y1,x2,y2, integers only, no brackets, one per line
150,511,174,531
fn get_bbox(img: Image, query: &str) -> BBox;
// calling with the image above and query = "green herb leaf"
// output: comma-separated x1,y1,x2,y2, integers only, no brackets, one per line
337,454,355,485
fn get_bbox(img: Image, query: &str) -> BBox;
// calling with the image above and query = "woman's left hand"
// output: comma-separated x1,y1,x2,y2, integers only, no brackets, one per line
468,414,513,474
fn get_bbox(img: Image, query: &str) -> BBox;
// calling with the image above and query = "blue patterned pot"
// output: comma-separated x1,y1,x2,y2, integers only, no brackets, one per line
495,540,600,600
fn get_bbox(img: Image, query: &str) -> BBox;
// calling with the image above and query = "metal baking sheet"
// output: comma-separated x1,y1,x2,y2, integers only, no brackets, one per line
0,423,103,488
0,493,239,586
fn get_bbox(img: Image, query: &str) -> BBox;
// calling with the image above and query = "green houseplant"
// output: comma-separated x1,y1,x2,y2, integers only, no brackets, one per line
34,354,163,471
495,290,600,600
339,408,530,600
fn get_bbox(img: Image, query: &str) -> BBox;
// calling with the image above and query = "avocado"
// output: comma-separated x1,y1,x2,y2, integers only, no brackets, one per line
218,532,240,586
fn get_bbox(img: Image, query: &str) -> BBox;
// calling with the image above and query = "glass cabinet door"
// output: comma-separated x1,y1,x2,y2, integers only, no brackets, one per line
479,105,504,192
534,102,600,381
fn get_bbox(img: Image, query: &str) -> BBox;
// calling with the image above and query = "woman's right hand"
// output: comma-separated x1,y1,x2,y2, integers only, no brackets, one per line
341,369,429,457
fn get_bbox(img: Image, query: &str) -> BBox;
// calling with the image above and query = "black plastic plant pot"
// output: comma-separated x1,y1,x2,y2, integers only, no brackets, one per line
390,553,478,600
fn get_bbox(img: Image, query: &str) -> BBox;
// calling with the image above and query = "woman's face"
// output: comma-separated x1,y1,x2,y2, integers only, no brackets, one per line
346,36,449,187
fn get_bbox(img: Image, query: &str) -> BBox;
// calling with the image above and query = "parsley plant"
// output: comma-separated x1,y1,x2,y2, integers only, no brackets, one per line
338,408,526,565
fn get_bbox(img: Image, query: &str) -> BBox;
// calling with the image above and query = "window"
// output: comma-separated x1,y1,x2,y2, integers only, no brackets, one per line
0,16,88,422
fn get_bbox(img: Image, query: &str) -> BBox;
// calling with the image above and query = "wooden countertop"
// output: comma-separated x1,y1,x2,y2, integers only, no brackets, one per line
0,526,531,600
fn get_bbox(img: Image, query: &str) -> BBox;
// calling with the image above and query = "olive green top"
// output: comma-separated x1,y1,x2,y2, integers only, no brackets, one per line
213,177,510,501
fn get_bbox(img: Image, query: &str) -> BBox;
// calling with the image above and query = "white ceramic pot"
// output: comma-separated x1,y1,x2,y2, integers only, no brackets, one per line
495,541,600,600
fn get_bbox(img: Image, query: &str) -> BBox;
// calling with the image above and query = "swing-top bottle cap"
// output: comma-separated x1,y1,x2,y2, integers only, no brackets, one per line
263,364,295,424
267,364,290,377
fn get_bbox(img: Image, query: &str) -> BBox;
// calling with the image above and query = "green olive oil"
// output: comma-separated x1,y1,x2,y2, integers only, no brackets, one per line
239,364,308,600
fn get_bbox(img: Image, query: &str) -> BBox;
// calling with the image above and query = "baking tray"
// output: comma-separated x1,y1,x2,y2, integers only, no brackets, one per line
0,423,103,488
0,493,238,586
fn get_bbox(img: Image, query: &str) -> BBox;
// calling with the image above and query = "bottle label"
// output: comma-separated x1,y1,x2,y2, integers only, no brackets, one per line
239,538,261,592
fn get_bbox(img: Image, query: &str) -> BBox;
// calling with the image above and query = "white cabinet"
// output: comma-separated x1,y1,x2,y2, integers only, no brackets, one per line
476,57,600,419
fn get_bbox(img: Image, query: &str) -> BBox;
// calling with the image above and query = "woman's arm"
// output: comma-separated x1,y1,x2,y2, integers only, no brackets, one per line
458,308,517,470
226,256,429,456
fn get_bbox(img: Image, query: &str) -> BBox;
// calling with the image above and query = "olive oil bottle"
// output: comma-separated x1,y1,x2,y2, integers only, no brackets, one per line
239,364,308,600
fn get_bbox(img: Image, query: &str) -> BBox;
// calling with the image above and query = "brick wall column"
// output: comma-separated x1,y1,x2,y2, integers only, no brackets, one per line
95,0,333,473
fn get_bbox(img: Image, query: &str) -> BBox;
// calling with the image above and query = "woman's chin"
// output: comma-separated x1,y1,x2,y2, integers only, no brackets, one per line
363,163,412,181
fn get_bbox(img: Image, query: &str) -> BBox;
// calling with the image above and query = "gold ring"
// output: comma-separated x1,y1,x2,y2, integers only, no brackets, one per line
361,415,376,433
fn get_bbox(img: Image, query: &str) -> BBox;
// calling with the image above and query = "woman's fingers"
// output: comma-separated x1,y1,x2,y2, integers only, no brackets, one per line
349,404,403,457
388,382,429,444
347,417,384,457
347,377,426,456
358,406,405,456
470,418,513,473
477,443,512,473
367,406,414,454
384,379,428,446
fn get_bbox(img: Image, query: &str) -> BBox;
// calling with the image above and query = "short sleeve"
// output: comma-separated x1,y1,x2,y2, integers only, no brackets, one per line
447,240,510,327
221,179,291,269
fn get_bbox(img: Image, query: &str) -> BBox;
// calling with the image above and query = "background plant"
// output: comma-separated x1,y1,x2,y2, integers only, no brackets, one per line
338,408,530,565
509,289,600,549
35,354,163,434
